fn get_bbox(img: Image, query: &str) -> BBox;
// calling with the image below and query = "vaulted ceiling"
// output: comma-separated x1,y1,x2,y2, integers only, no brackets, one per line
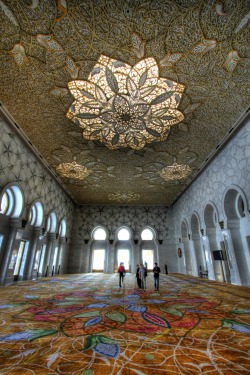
0,0,249,206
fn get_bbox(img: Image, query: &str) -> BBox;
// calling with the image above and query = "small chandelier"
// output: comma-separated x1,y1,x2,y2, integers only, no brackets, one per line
56,161,90,180
108,192,140,203
67,55,185,150
159,163,191,181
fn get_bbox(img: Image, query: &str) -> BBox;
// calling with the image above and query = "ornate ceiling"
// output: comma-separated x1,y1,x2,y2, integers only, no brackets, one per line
0,0,249,206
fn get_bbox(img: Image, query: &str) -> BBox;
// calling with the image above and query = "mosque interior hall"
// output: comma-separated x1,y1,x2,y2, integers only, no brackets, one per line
0,1,249,374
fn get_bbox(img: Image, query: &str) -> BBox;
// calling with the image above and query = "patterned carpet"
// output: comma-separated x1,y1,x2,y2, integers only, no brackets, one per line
0,273,249,374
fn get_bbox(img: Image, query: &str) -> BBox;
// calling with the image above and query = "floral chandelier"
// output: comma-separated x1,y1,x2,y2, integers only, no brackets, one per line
56,161,90,180
67,55,185,150
159,163,191,181
108,192,140,203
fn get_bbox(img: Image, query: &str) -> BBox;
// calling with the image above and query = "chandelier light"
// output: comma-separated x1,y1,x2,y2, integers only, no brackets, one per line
67,55,185,150
56,161,90,180
108,192,140,203
159,163,191,181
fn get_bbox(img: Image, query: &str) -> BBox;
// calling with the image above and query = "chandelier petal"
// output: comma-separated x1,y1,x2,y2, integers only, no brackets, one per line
129,57,159,90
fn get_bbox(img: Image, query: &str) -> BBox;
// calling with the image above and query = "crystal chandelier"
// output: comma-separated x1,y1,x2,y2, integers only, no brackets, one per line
56,161,90,180
159,163,191,181
108,192,140,203
67,55,185,150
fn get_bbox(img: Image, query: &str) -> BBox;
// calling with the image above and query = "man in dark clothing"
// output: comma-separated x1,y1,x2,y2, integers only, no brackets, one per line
136,264,141,288
165,264,168,275
153,262,161,290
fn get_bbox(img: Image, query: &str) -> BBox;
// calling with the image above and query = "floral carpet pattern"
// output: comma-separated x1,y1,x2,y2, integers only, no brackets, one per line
0,273,249,374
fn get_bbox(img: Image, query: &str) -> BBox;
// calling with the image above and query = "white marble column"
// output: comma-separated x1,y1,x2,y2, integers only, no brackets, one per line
0,218,21,284
23,227,41,280
43,233,56,277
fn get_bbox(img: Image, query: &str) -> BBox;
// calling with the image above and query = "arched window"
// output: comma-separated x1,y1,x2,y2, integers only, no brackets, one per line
117,227,130,241
59,219,67,237
141,228,154,240
28,201,44,227
0,184,23,218
46,211,57,233
0,191,9,214
92,227,107,272
93,227,107,240
141,228,155,270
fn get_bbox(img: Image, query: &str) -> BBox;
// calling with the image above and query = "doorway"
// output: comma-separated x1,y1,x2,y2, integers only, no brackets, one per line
92,249,105,271
10,240,27,281
117,249,130,271
142,249,154,270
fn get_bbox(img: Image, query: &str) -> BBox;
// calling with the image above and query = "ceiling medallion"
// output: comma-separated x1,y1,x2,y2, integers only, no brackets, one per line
159,163,191,181
67,55,185,150
108,192,140,203
56,161,90,180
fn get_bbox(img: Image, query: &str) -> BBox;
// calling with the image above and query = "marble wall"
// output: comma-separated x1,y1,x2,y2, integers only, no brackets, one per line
173,116,250,234
0,112,75,234
68,205,178,273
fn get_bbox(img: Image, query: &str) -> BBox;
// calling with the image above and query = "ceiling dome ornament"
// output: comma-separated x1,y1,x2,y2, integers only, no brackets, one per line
56,161,90,180
108,192,140,203
67,55,185,150
159,163,191,181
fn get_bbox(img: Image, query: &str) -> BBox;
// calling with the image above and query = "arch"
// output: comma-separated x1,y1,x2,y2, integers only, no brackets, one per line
204,201,219,229
92,226,107,240
191,212,207,276
91,226,108,273
223,185,248,220
141,227,156,241
59,218,67,237
191,212,201,235
140,226,157,270
28,200,44,227
203,201,224,282
180,219,189,239
117,226,131,241
46,211,57,233
222,185,250,286
0,183,24,218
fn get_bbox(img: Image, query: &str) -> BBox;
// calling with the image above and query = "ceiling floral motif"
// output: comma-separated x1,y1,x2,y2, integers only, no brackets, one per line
0,0,249,205
51,146,116,188
108,192,140,203
67,53,185,150
56,161,91,181
159,163,192,181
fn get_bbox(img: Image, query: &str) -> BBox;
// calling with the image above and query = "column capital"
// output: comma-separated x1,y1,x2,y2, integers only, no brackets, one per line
9,218,21,229
47,232,56,240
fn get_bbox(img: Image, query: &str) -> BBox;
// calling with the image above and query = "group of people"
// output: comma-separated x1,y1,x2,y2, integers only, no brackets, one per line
118,261,161,290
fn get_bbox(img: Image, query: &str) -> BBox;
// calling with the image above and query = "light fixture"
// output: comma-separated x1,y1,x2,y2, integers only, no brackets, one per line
159,163,191,181
108,192,140,203
67,55,185,150
56,161,90,180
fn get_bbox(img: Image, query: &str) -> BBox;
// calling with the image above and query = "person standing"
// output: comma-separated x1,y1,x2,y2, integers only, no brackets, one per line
136,264,141,288
153,262,161,290
139,263,146,289
118,262,126,288
165,264,168,275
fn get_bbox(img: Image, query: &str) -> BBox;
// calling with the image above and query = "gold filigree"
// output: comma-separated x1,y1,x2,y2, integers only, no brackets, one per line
56,161,90,180
159,163,191,181
108,192,140,202
67,54,185,150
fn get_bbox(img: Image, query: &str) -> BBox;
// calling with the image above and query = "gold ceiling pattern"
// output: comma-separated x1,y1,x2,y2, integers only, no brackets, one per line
0,0,249,206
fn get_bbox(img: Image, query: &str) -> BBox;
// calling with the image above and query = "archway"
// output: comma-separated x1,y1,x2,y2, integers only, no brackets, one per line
223,188,250,285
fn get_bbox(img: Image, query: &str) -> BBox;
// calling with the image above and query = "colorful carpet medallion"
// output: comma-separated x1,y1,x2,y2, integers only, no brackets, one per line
0,273,249,374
